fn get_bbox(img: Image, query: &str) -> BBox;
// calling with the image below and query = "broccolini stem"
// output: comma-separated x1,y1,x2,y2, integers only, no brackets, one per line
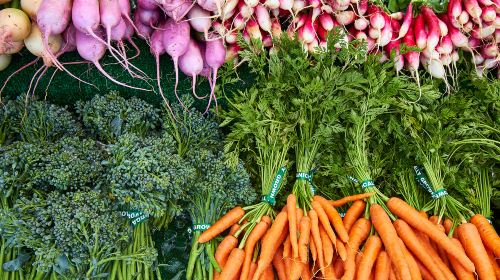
186,231,201,280
206,241,221,273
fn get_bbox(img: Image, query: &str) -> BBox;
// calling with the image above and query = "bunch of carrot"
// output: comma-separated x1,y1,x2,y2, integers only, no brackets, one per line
195,186,500,280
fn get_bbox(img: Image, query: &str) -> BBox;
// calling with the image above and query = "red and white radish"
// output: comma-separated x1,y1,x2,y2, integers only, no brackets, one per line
255,4,272,34
397,3,412,39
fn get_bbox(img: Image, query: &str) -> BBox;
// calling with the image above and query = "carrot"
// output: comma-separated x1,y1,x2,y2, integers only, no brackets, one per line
229,224,241,236
470,214,500,257
357,235,382,280
248,262,257,280
283,236,291,258
272,246,287,280
260,265,274,280
296,208,304,229
284,257,291,280
298,216,311,263
336,239,347,261
342,218,371,280
457,223,495,280
393,219,447,280
429,215,440,225
320,224,334,266
434,224,451,268
343,200,366,233
314,196,349,243
241,219,270,280
330,193,375,207
418,232,457,280
289,258,302,280
443,219,453,235
287,194,299,259
311,200,337,244
284,238,292,279
370,204,410,280
261,216,272,225
374,251,391,280
215,235,239,280
199,206,245,243
414,258,434,280
333,257,344,278
387,197,475,272
487,249,500,280
388,264,397,280
397,238,422,280
301,262,312,280
448,238,475,280
309,209,325,270
219,248,245,280
252,211,288,280
310,237,317,262
322,263,337,280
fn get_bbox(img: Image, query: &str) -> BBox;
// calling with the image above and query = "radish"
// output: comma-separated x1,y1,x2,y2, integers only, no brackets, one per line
279,0,293,12
238,2,255,19
390,12,403,20
118,0,140,36
308,0,321,8
264,0,280,9
370,10,385,30
483,58,498,69
437,34,453,54
317,24,327,41
255,4,272,34
421,6,440,52
75,29,150,91
472,53,484,64
225,31,237,44
464,0,482,21
378,14,392,46
24,23,61,66
336,11,355,25
368,27,380,39
100,0,123,64
437,18,448,36
187,5,211,39
298,15,315,44
495,29,500,41
245,0,259,8
357,0,367,16
198,0,220,12
355,30,368,40
137,8,161,26
0,54,11,71
426,58,446,79
198,42,211,80
458,10,469,25
179,39,204,99
292,0,305,13
21,0,43,19
481,43,498,58
477,0,494,6
204,37,225,112
172,0,195,21
471,24,495,39
0,8,31,45
293,13,307,29
163,19,191,102
447,21,468,47
138,0,158,9
246,19,262,40
233,14,245,30
307,38,318,52
149,29,173,113
468,36,480,48
440,53,452,66
222,0,238,20
462,21,473,32
60,23,77,53
414,14,427,49
311,7,321,22
320,13,335,31
354,17,369,30
225,44,240,61
481,6,496,22
397,3,412,39
134,12,154,38
1,40,24,55
448,0,462,20
271,18,282,37
403,25,420,72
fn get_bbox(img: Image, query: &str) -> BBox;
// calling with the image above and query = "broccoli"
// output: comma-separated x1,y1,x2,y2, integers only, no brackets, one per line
76,92,161,143
0,100,18,146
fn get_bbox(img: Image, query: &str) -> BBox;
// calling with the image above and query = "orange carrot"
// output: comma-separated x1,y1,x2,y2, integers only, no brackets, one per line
322,263,337,280
309,209,325,270
336,239,347,261
370,204,410,280
388,264,397,280
342,218,371,280
215,235,239,280
393,219,447,280
448,238,475,280
330,193,375,207
487,249,500,280
418,232,456,280
219,248,245,280
287,194,299,260
199,207,245,243
248,262,257,280
296,208,304,229
284,257,291,280
414,258,434,280
319,224,334,266
470,214,500,257
457,222,495,280
229,224,241,236
301,262,312,280
374,251,391,280
260,265,274,280
252,211,288,280
434,224,451,268
272,246,286,280
343,200,366,233
387,197,475,272
443,219,453,235
311,200,337,245
429,216,440,225
261,216,271,225
241,219,270,280
283,236,291,258
397,238,422,280
284,238,292,278
288,258,302,280
310,236,317,262
333,257,344,278
357,235,383,280
314,195,349,243
298,216,311,263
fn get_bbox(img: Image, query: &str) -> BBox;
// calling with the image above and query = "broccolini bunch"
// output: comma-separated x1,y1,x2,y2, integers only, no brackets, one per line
104,133,195,217
76,92,161,143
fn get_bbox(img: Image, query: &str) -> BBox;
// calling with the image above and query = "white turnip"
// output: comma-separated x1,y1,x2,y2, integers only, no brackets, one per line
0,54,11,71
0,8,31,45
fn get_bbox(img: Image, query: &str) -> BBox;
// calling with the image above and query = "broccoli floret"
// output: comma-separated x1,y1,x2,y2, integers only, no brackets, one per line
10,99,81,143
76,92,161,143
0,100,18,146
104,133,195,217
163,95,221,157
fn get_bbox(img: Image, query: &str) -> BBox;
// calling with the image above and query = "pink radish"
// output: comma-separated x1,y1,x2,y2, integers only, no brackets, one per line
100,0,124,61
370,10,385,30
187,5,211,39
448,0,462,20
311,7,321,22
225,31,237,44
397,3,412,39
462,21,473,32
222,0,238,20
197,0,221,12
467,36,480,48
110,19,127,41
292,0,305,13
137,8,161,26
204,37,225,112
481,43,498,58
471,24,495,39
369,27,381,39
163,19,191,102
357,0,368,16
437,34,453,54
150,29,172,112
118,0,141,36
464,0,482,20
414,14,427,49
403,24,419,72
293,13,307,29
335,10,355,25
437,18,448,36
481,6,496,22
421,6,440,52
378,14,392,46
458,10,469,25
179,39,204,100
473,53,484,64
198,42,211,80
354,17,369,30
255,4,272,33
279,0,293,12
426,58,446,79
225,44,240,61
244,0,259,8
446,20,468,47
264,0,280,9
60,23,77,53
390,12,403,20
246,19,262,40
75,29,150,91
308,0,321,8
171,0,194,22
134,13,154,38
138,0,158,9
271,18,282,37
477,0,494,6
238,1,255,19
320,13,335,31
298,15,315,43
440,54,452,66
